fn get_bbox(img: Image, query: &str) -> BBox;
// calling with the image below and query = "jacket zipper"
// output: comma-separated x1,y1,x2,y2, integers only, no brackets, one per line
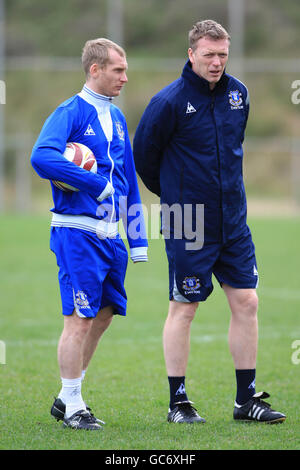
210,91,224,237
107,140,115,223
97,107,115,224
179,165,184,202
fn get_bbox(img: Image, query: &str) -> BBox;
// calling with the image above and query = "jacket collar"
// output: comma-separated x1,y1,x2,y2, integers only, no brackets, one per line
78,85,113,111
181,60,229,94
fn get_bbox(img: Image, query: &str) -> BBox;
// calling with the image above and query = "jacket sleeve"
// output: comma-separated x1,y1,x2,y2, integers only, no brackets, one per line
241,88,250,144
121,121,148,262
133,96,176,197
31,106,111,200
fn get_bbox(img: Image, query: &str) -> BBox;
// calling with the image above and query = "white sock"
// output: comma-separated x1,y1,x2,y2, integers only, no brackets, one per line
58,370,86,402
58,377,86,418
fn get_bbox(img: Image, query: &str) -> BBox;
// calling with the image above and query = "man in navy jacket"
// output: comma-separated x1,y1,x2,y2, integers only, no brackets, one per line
133,20,285,424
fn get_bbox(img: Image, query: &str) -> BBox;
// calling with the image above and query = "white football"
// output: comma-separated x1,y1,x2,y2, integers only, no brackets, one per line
52,142,97,192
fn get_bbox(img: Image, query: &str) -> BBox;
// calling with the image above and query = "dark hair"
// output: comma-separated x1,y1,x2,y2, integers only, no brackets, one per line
189,20,230,50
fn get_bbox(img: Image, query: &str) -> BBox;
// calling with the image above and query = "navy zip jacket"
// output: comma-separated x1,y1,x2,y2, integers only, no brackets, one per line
133,60,250,244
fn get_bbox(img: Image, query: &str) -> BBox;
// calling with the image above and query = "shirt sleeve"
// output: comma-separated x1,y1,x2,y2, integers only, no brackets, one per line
241,88,250,144
120,120,148,261
31,105,110,199
133,96,176,197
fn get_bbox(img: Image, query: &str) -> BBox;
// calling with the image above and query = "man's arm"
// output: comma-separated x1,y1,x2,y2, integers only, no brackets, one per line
133,96,176,197
241,87,250,144
31,106,113,201
122,122,148,263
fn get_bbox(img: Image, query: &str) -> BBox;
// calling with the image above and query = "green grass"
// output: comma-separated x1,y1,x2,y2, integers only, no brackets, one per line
0,214,300,450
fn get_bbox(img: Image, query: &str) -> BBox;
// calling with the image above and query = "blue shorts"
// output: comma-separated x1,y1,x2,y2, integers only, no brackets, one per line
50,227,128,318
165,226,258,303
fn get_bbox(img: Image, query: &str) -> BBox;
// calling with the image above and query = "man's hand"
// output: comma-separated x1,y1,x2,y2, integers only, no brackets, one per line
97,181,114,202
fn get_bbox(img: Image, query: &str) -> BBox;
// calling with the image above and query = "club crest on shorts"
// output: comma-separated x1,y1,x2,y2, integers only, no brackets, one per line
182,276,201,294
228,90,243,109
74,290,90,309
115,121,125,141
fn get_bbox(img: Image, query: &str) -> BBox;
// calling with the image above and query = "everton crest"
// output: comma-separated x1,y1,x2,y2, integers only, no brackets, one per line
182,276,201,294
115,121,125,141
228,90,243,110
75,290,90,309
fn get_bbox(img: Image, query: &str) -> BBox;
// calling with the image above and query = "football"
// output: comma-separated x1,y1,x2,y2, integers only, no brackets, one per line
52,142,97,191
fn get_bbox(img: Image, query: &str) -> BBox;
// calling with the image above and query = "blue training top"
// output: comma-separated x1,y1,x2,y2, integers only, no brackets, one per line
31,85,148,262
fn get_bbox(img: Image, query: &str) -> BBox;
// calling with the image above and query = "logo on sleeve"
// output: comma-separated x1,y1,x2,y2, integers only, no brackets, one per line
228,90,244,110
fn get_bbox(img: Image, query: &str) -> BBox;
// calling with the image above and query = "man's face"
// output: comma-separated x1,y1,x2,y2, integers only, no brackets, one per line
188,36,229,89
89,48,128,97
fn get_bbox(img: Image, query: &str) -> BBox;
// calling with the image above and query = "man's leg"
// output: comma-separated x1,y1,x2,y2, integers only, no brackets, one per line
163,300,198,378
82,305,114,372
53,307,113,425
224,285,258,369
223,284,258,404
58,312,94,378
163,300,205,423
223,284,286,423
57,312,93,418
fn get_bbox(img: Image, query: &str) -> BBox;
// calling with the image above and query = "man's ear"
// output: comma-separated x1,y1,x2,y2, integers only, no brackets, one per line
188,47,194,64
89,62,101,77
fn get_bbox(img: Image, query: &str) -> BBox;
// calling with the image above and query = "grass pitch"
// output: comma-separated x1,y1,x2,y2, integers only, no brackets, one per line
0,214,299,450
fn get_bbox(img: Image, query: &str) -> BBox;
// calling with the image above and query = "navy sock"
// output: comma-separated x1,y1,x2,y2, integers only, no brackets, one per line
235,369,256,405
168,376,188,409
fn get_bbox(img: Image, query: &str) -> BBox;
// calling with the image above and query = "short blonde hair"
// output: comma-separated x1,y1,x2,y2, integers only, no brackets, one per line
82,38,126,76
189,20,230,51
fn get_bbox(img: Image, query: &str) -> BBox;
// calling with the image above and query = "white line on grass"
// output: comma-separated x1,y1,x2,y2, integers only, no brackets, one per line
5,329,300,347
259,287,300,300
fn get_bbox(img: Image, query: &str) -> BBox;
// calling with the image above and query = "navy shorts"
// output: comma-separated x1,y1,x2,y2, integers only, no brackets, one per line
165,227,258,303
50,227,128,318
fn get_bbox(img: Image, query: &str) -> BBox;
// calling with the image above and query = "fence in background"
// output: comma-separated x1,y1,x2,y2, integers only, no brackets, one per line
3,132,300,214
1,0,300,213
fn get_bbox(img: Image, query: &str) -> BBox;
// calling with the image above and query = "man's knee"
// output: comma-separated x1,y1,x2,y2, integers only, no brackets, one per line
240,291,258,315
168,300,199,323
93,306,114,333
228,288,259,318
64,312,94,336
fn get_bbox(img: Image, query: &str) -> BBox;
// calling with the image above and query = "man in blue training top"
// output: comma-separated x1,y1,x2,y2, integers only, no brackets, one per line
31,38,148,430
133,20,285,424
